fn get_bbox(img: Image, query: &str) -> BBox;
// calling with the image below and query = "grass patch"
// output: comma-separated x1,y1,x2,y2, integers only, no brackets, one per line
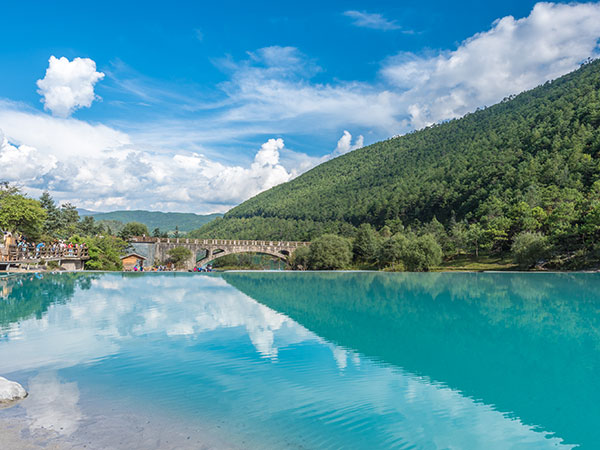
434,253,518,272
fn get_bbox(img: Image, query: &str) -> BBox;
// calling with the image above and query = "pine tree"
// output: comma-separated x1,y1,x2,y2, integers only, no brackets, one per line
39,191,62,236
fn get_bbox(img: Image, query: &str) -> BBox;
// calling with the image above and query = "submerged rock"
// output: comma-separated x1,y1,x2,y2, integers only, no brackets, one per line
0,376,27,406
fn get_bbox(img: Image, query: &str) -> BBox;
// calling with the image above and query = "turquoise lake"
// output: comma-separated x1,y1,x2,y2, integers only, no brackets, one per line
0,272,599,448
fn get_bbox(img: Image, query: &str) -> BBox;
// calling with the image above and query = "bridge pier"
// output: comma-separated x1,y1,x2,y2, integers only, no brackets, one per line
184,253,198,271
59,260,85,271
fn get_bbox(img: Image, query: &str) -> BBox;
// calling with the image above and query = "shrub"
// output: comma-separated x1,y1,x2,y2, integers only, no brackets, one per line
308,234,352,270
72,235,127,271
378,233,442,271
289,246,311,270
511,232,550,268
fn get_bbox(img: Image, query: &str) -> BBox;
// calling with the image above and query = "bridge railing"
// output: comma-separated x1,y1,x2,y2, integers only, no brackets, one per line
4,245,90,262
129,236,310,247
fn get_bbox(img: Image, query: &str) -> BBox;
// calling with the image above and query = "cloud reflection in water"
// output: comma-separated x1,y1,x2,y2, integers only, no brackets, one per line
0,273,575,448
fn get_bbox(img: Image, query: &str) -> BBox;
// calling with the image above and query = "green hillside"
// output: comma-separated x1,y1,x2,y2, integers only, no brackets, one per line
191,60,600,265
85,210,222,233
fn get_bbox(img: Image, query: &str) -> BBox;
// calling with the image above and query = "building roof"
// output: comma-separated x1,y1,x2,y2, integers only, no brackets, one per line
121,253,147,260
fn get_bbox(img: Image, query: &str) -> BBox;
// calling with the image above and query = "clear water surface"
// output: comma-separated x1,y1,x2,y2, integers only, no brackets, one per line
0,272,599,449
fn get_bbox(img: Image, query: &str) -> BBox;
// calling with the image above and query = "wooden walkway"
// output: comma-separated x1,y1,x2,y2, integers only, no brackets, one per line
1,246,90,270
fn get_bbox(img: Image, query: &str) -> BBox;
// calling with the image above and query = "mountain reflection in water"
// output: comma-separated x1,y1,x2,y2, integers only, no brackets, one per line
0,272,597,448
224,271,600,447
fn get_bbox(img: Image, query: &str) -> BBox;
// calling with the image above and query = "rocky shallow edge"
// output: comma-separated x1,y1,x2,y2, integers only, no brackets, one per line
0,377,28,408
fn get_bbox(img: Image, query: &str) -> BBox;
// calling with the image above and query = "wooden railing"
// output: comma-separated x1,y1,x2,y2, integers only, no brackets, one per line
129,237,309,247
4,245,90,262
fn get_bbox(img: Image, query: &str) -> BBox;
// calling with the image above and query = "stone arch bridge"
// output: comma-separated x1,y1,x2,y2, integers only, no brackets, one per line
129,237,309,270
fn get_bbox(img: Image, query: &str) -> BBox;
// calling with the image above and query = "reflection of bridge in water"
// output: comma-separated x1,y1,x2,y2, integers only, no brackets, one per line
129,237,309,269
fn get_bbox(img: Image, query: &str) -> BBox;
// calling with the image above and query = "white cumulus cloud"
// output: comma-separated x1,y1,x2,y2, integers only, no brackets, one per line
382,2,600,128
0,129,56,182
0,102,294,212
254,138,284,166
332,130,364,157
206,138,293,204
36,56,105,117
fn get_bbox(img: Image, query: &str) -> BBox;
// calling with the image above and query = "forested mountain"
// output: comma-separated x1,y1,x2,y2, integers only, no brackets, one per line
191,60,600,266
81,210,222,233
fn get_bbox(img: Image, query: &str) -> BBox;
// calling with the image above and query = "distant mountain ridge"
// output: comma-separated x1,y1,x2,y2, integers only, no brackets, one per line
79,209,222,232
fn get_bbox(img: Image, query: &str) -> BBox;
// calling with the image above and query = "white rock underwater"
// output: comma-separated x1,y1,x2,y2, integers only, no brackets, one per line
0,376,28,407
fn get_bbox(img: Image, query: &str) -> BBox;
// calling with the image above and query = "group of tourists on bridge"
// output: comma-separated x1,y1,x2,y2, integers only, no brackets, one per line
1,231,88,261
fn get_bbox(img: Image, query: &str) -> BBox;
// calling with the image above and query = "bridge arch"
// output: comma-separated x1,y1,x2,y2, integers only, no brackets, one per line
197,249,287,267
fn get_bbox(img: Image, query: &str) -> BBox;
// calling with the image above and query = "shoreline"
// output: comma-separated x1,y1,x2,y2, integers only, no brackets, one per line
0,416,237,450
0,418,71,450
2,267,599,275
0,394,241,450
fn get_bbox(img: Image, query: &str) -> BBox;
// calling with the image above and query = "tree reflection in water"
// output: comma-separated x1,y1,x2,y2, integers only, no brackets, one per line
223,271,600,447
0,273,97,331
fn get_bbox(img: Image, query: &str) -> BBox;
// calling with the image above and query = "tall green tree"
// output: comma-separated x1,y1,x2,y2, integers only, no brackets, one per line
0,181,20,199
378,233,410,270
421,217,450,253
118,222,150,240
0,195,46,240
56,202,80,238
167,246,193,268
353,223,380,264
449,219,468,256
77,216,102,236
467,223,486,257
378,233,442,271
39,191,62,236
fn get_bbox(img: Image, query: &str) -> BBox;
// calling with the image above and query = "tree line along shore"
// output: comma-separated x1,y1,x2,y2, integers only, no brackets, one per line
0,182,581,272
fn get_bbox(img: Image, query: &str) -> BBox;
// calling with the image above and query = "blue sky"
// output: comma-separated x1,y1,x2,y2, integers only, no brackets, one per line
1,1,600,212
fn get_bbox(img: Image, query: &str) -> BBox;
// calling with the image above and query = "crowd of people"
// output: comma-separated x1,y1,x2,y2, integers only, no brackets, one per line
8,234,88,260
2,230,215,272
132,265,170,272
130,264,213,272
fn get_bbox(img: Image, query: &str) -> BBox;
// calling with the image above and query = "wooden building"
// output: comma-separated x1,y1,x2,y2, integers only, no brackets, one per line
121,253,146,271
